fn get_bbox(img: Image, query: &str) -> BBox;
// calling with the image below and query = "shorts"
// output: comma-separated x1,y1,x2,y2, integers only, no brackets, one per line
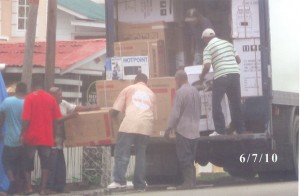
23,145,51,171
2,146,23,173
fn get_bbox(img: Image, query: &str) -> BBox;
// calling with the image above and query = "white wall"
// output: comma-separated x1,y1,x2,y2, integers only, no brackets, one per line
91,0,105,4
269,0,299,93
56,10,75,40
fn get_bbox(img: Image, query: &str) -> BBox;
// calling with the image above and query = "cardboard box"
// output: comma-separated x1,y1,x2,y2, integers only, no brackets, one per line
117,0,182,23
147,77,176,136
117,21,179,50
106,56,150,80
96,80,133,107
233,38,262,97
95,77,176,137
114,40,167,78
198,91,231,131
231,0,260,38
64,110,117,147
117,21,183,73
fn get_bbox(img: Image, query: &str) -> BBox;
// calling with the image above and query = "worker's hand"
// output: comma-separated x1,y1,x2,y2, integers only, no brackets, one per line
70,112,79,119
164,128,172,140
199,75,205,85
109,109,119,118
90,105,100,110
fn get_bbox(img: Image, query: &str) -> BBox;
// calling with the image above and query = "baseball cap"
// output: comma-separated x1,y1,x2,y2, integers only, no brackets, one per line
184,8,199,22
201,28,216,39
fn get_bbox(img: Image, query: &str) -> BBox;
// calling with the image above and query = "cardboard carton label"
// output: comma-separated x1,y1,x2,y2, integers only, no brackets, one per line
234,38,262,97
232,0,260,38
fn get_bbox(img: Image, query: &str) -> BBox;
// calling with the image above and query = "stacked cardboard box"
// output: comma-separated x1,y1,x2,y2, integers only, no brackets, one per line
64,110,118,147
114,40,167,78
117,21,179,50
96,80,133,108
116,21,183,76
117,0,182,23
147,77,176,136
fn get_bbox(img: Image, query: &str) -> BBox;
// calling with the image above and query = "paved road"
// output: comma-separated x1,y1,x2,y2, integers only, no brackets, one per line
23,177,298,195
115,181,298,196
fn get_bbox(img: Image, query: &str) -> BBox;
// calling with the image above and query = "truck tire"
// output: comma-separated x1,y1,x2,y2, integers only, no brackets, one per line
291,115,299,178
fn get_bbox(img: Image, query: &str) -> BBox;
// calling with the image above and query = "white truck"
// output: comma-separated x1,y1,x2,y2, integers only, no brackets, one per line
104,0,299,183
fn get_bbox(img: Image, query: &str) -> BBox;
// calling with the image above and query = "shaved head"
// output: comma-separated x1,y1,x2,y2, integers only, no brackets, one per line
49,87,62,103
49,87,60,93
175,70,188,81
175,70,188,89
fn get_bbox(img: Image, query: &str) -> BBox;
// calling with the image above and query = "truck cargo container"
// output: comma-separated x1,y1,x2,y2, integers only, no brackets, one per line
104,0,299,183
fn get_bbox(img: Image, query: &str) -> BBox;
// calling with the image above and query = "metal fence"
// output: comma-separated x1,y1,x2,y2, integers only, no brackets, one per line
31,146,136,188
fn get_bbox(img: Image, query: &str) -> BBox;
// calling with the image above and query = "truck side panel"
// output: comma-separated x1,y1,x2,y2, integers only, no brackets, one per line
269,0,299,94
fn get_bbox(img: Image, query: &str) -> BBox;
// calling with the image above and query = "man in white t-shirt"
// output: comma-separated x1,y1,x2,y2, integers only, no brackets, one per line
107,73,156,191
47,87,99,193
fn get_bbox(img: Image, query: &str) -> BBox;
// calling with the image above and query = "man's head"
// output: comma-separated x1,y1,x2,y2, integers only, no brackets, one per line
201,28,216,44
185,8,202,26
174,70,188,89
15,82,27,96
49,87,63,103
134,73,148,84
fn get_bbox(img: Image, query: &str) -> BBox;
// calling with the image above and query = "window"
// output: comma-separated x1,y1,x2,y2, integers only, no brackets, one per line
17,0,29,30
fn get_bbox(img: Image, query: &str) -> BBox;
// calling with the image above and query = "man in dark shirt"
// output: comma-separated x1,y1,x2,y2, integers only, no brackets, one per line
184,8,213,65
165,70,201,189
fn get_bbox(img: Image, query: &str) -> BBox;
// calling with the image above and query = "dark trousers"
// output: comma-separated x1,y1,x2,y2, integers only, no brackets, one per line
47,149,66,192
212,74,245,133
113,132,149,189
175,133,198,170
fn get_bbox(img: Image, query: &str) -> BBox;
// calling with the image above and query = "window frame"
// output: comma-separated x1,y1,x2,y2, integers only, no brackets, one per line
11,0,29,37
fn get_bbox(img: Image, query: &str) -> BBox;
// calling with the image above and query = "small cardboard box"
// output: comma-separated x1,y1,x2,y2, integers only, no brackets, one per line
114,40,167,78
64,110,117,147
96,80,133,108
148,77,176,136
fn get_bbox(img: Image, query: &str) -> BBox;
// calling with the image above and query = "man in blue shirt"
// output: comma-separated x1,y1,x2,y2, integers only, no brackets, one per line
0,82,27,195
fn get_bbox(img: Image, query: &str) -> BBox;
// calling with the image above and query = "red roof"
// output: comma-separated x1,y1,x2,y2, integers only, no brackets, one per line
0,39,106,70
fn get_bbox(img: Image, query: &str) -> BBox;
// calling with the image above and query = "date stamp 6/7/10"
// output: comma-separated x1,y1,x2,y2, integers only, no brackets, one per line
239,153,278,163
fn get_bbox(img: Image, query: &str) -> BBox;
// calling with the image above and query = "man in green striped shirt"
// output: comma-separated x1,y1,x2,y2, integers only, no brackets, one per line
199,28,246,136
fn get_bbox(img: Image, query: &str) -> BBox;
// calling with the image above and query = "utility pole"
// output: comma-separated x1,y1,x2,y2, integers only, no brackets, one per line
45,0,57,91
21,0,39,92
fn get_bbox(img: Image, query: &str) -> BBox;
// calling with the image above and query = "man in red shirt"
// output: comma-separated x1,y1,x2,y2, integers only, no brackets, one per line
21,75,61,195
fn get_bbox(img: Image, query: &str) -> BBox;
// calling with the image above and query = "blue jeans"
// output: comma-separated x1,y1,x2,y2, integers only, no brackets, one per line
212,74,245,133
113,132,149,189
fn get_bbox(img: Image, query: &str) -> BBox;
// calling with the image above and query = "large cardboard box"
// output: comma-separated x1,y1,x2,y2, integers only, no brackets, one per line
114,40,167,78
117,21,179,50
96,80,133,107
231,0,260,38
117,0,182,23
64,110,117,147
147,77,176,136
95,77,176,137
233,38,262,97
117,21,183,73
